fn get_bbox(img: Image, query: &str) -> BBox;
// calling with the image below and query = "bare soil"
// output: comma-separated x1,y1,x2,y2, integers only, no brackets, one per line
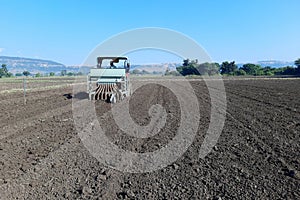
0,77,299,199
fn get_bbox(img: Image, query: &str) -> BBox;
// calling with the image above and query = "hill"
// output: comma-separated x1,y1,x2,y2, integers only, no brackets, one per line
0,56,79,74
256,60,295,68
0,56,182,75
237,60,295,68
130,63,181,73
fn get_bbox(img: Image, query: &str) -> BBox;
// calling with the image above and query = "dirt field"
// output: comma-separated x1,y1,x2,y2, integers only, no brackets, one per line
0,77,299,199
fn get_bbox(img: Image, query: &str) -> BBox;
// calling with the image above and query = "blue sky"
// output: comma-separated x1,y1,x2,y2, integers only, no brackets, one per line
0,0,299,65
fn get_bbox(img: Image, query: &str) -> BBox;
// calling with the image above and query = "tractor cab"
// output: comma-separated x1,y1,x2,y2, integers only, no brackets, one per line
97,57,130,72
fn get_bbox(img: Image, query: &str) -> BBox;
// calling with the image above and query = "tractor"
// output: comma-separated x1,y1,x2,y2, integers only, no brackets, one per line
87,56,131,103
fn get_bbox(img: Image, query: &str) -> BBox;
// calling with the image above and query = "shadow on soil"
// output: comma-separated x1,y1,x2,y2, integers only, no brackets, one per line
72,92,89,100
64,92,89,100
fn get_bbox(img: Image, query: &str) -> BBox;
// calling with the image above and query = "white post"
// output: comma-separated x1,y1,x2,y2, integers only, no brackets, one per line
23,76,27,105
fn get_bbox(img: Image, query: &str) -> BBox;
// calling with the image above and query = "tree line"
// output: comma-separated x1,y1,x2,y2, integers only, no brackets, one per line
176,58,300,76
0,64,13,78
2,58,300,78
0,65,83,78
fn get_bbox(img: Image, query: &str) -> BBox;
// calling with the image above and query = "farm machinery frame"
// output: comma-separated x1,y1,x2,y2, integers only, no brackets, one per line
87,56,131,103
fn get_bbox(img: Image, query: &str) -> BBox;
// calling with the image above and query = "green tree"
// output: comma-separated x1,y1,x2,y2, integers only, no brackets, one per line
183,59,190,66
220,61,238,75
295,58,300,74
198,62,220,75
61,70,67,76
67,72,74,76
282,66,296,75
236,69,247,76
240,64,262,75
23,71,30,76
6,72,13,77
256,69,265,76
295,58,300,68
177,59,220,76
176,64,199,76
131,69,141,74
49,72,55,76
35,73,41,77
274,66,296,75
1,64,8,74
262,66,275,76
0,64,9,78
0,68,3,78
177,59,198,76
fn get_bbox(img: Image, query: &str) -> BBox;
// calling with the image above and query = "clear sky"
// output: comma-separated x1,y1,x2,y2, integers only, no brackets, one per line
0,0,299,65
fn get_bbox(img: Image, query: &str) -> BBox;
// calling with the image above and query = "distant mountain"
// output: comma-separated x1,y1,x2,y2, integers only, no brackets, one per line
237,60,295,68
0,56,79,74
256,60,295,68
130,63,181,73
0,56,182,74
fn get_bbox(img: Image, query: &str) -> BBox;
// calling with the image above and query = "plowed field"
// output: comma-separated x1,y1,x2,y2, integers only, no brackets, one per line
0,77,299,199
